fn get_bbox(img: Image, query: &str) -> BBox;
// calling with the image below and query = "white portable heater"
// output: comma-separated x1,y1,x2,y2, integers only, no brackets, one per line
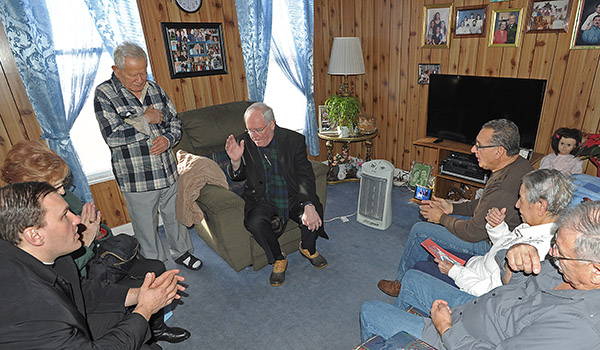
357,159,394,230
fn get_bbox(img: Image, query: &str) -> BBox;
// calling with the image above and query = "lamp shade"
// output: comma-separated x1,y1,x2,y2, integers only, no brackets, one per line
327,37,365,76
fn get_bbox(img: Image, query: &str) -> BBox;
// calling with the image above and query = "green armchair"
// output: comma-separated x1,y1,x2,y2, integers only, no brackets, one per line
174,101,328,271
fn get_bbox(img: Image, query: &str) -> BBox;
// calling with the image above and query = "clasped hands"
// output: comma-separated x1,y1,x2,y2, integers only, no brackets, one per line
132,270,186,321
79,202,102,247
419,196,452,224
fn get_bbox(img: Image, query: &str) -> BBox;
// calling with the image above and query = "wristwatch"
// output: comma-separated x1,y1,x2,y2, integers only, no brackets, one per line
302,201,314,208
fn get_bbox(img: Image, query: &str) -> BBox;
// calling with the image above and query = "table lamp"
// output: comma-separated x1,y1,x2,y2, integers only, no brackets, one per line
328,37,365,96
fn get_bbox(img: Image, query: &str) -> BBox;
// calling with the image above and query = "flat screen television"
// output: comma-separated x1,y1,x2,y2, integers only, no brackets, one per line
426,74,547,150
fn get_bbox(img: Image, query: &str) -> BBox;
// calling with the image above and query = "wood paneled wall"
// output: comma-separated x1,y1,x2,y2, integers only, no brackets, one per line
2,0,600,227
136,0,248,111
314,0,600,175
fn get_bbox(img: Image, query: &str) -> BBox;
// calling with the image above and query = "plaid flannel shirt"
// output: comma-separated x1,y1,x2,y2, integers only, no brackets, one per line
94,73,180,192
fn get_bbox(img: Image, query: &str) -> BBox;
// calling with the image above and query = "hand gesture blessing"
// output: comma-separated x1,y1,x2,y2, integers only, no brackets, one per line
225,134,244,169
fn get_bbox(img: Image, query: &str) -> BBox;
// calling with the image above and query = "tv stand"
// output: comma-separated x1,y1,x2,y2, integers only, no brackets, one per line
413,137,541,200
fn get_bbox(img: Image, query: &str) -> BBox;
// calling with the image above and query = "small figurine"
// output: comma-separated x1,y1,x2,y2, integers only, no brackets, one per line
539,127,583,175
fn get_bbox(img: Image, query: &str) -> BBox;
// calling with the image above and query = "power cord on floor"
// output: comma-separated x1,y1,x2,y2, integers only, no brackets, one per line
324,210,357,223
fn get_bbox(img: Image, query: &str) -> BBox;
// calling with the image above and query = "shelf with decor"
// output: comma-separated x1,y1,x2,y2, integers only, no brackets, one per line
414,137,542,200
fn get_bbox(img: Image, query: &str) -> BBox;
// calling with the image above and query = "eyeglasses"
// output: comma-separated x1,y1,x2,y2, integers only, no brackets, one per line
55,173,75,191
246,124,268,135
548,233,600,267
472,143,501,151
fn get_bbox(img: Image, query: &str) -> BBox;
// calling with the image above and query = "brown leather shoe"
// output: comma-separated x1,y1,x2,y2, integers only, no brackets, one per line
299,242,328,269
377,279,401,297
270,257,288,286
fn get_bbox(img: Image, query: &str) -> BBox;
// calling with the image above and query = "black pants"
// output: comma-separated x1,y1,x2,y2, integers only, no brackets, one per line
87,257,167,343
245,200,319,265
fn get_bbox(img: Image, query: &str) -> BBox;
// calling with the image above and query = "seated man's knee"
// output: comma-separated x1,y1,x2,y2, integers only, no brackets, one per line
146,258,166,275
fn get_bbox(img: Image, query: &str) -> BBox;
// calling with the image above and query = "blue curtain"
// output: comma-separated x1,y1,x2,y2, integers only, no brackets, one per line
234,0,273,102
0,0,94,203
84,0,153,79
271,0,318,155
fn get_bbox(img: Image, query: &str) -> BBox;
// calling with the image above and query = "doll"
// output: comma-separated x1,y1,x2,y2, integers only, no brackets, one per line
539,127,583,175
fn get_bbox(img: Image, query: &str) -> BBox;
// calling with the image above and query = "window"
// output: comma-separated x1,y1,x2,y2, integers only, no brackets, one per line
46,0,145,183
263,1,307,133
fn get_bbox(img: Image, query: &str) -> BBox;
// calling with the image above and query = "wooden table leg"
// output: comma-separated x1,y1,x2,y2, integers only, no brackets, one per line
326,140,335,181
365,139,373,161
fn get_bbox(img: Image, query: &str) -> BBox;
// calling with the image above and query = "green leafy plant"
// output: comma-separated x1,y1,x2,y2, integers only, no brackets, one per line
324,93,361,131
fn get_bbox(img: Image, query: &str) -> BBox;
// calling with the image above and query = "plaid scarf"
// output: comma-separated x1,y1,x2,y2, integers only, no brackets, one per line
258,136,288,219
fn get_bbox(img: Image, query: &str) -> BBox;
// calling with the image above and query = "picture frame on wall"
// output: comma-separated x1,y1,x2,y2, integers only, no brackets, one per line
454,6,487,37
571,0,600,48
318,105,337,135
418,63,441,85
526,0,572,32
161,22,228,79
423,4,453,48
488,8,524,47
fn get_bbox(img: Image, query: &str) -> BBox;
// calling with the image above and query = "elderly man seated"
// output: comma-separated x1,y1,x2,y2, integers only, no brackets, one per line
360,200,600,349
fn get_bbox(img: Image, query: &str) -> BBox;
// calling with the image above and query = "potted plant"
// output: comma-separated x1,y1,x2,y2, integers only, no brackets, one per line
575,132,600,176
324,93,361,137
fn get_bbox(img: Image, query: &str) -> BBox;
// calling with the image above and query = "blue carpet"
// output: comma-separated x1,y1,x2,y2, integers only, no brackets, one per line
160,182,422,349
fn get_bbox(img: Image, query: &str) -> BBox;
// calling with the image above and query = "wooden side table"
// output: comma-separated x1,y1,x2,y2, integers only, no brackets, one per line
318,129,378,182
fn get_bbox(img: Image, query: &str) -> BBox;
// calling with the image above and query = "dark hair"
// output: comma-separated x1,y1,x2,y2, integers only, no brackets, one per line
0,182,56,245
551,128,582,155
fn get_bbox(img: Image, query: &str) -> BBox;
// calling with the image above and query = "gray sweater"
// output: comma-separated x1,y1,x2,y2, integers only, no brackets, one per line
422,261,600,349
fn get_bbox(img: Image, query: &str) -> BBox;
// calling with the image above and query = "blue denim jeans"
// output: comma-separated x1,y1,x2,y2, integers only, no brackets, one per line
359,269,476,341
396,221,491,281
396,269,476,316
360,300,426,341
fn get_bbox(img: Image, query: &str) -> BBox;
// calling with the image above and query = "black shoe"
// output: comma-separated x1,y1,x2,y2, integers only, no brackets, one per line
152,326,191,343
174,252,203,270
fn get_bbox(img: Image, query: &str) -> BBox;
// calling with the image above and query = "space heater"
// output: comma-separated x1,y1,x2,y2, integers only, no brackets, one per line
357,159,394,230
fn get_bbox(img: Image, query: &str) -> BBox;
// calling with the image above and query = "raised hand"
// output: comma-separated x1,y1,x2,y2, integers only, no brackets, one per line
485,207,506,227
80,202,101,247
225,134,245,169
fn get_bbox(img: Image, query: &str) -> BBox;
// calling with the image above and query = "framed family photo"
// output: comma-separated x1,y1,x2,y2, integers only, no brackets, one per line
527,0,572,32
318,105,337,135
571,0,600,48
418,63,441,85
408,162,432,189
489,8,524,47
454,6,487,37
423,4,453,48
161,22,228,79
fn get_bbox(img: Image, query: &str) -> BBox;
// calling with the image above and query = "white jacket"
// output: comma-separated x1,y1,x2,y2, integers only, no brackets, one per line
447,222,555,296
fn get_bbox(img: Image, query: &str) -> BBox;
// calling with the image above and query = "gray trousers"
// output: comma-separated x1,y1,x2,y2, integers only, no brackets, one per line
123,181,193,262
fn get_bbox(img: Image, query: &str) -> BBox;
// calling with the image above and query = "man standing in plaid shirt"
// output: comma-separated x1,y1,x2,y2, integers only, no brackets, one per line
94,42,202,271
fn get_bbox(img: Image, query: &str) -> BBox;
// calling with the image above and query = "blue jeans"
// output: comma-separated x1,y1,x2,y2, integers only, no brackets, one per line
396,269,475,316
359,270,476,341
396,221,491,281
360,300,426,341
